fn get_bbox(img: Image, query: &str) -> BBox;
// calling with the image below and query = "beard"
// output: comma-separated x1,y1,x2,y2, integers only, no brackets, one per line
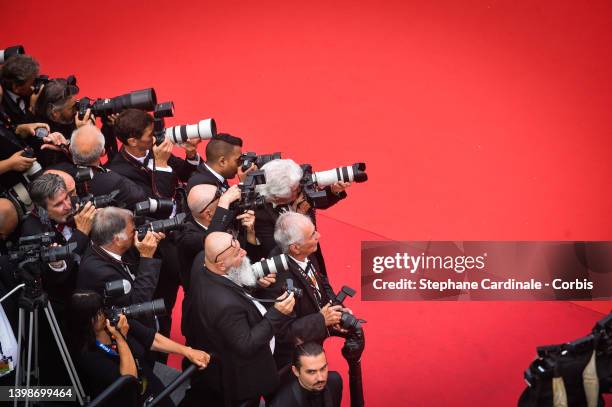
227,256,257,287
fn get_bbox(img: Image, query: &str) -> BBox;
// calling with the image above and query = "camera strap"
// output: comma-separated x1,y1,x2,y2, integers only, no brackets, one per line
95,340,118,357
119,147,164,198
91,244,136,281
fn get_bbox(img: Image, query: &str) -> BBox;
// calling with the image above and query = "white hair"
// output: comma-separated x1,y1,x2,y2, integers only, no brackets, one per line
226,256,256,287
70,125,105,165
256,159,303,201
274,211,312,253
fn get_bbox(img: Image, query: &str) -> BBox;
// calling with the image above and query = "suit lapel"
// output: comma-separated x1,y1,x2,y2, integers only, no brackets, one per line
288,260,320,309
203,269,264,317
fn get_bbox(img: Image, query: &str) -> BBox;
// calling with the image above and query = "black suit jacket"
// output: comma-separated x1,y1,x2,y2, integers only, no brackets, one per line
108,147,197,199
268,372,343,407
76,245,161,307
263,255,336,368
0,125,28,190
84,166,148,211
186,162,226,193
1,89,35,125
187,266,294,403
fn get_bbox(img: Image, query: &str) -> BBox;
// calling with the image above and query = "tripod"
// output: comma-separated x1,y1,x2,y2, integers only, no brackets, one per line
0,259,86,406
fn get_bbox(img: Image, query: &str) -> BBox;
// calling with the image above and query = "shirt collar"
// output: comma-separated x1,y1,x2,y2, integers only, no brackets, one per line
203,162,225,183
6,90,20,104
125,149,148,164
289,255,309,271
100,246,122,261
194,219,209,230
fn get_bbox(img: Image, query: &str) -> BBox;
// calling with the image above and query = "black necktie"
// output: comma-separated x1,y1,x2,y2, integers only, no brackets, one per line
221,180,230,191
16,97,25,112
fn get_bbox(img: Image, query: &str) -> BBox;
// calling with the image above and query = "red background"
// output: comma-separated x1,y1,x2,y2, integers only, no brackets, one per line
3,0,612,405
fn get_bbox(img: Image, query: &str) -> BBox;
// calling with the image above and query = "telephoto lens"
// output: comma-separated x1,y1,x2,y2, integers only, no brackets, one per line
134,198,174,217
40,242,78,263
0,45,25,63
136,212,186,239
252,254,289,278
162,118,217,145
34,127,49,140
22,148,43,183
310,163,368,187
123,298,167,320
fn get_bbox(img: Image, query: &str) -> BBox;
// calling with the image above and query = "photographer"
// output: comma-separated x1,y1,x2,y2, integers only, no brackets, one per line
184,231,296,407
186,132,254,193
21,173,96,306
32,78,93,141
269,342,342,407
0,54,39,125
263,212,347,369
67,291,210,406
109,108,200,199
254,159,350,270
69,124,148,209
76,207,165,307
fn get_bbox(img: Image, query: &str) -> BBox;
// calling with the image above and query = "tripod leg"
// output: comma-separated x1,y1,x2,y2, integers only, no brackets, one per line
25,311,34,407
44,303,86,406
34,308,39,382
14,308,24,407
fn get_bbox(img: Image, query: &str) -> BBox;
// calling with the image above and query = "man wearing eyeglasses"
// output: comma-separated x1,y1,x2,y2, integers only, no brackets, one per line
185,231,296,407
0,54,39,125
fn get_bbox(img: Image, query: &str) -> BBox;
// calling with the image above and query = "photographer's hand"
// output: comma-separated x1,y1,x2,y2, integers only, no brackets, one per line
236,210,257,243
106,316,138,377
74,201,97,235
134,231,165,258
107,314,130,339
274,292,295,315
153,138,173,167
330,181,352,194
257,274,276,288
40,132,69,152
237,163,258,182
218,184,241,209
75,108,94,128
183,346,210,370
1,150,36,173
183,139,200,161
292,192,311,214
14,122,49,138
320,303,343,327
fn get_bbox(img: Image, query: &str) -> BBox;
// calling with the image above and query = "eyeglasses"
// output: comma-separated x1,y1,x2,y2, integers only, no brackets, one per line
214,237,239,263
199,189,222,214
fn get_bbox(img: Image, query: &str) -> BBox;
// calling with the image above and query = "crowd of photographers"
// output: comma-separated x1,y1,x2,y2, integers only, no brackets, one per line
0,46,367,406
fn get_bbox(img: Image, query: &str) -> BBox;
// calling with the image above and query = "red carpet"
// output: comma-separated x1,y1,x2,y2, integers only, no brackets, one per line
4,1,612,405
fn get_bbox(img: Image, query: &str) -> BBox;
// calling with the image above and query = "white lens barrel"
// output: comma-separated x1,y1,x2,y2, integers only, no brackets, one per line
312,166,355,187
165,118,216,144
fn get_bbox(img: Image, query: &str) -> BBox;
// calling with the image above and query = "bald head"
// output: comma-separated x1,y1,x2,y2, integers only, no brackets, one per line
70,124,105,165
44,169,76,196
0,198,18,240
188,184,220,223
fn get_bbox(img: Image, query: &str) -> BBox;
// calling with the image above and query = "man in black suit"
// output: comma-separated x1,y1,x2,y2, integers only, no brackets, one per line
76,206,164,307
20,173,97,307
186,132,252,193
264,211,347,369
108,108,200,199
269,342,342,407
69,124,147,209
0,54,39,125
184,231,296,407
254,158,351,273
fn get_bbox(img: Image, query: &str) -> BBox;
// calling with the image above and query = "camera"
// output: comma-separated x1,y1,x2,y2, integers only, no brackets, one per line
34,127,49,140
136,212,186,239
72,190,120,209
104,298,166,326
333,285,366,331
152,101,174,144
134,197,174,217
8,233,77,263
74,167,94,184
285,278,303,299
34,74,76,94
156,118,217,146
299,162,367,209
230,170,267,213
252,254,289,278
1,183,33,220
0,45,25,64
310,163,368,187
239,152,281,172
76,88,157,120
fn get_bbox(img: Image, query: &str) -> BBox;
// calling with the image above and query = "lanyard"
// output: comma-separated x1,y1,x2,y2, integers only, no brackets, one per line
95,340,118,357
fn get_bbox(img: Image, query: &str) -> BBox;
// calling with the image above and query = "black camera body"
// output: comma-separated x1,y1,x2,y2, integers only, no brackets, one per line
136,212,186,239
33,74,76,94
153,101,175,146
239,152,281,172
104,299,166,326
285,278,303,299
229,170,267,213
299,164,329,209
0,45,25,64
72,190,120,210
76,88,157,120
34,127,49,140
332,285,365,331
8,233,77,264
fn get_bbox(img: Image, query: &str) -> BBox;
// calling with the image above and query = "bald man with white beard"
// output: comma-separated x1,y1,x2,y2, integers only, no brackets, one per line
184,231,296,407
